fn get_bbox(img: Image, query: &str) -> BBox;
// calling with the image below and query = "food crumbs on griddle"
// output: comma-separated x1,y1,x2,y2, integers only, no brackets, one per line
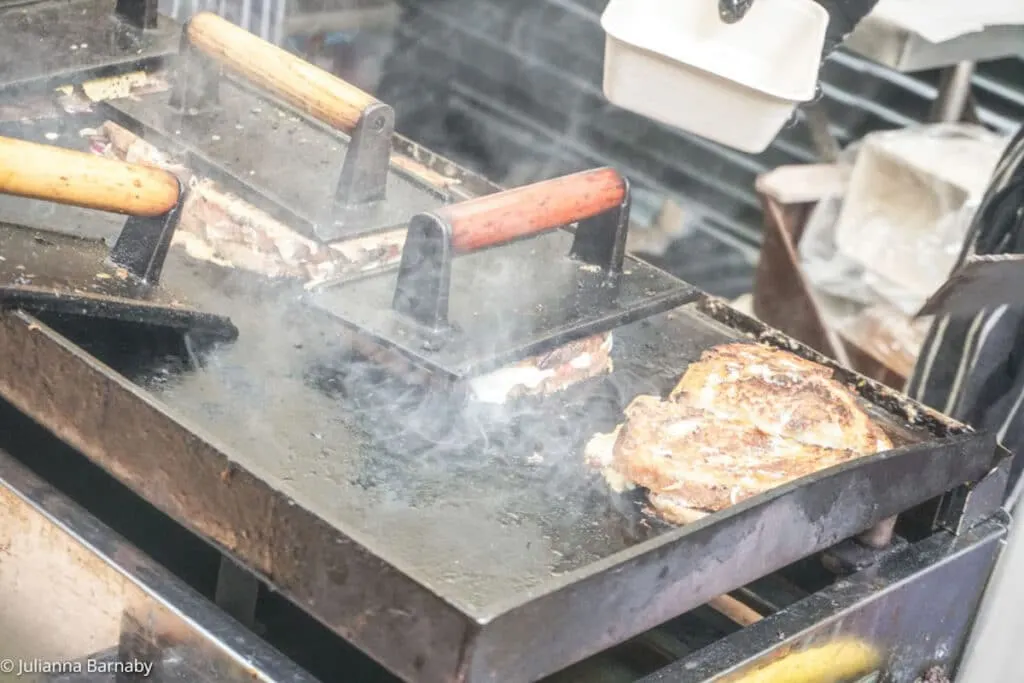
114,268,129,279
95,273,111,280
27,323,39,332
914,667,950,683
219,466,236,483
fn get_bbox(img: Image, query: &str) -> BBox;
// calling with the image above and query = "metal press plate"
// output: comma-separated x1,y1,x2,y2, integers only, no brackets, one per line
105,81,447,242
0,0,179,92
310,232,702,379
0,223,235,335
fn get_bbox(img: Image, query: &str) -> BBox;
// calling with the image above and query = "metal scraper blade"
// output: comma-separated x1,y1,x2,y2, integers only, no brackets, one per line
0,224,238,340
917,254,1024,318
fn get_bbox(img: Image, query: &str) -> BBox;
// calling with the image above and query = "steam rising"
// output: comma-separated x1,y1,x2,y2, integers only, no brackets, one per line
9,6,675,610
123,258,662,608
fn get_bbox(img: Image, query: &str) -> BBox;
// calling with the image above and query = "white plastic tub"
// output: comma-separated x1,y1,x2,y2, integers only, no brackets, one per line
601,0,829,154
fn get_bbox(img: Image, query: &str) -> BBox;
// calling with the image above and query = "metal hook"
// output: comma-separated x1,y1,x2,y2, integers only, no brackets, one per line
719,0,756,23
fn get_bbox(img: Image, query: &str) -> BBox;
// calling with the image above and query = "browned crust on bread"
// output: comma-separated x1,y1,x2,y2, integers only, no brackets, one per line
671,342,892,453
587,343,893,524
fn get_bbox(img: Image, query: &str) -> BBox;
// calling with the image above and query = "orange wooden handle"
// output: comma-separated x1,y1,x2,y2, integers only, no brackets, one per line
0,136,180,217
707,595,763,627
437,167,627,253
186,12,380,133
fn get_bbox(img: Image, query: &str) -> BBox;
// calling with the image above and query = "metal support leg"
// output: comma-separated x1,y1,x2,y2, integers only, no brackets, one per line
930,61,976,124
804,102,841,163
215,556,260,629
857,515,898,549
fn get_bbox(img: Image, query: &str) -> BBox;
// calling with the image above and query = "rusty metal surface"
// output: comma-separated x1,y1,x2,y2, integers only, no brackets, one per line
0,0,178,92
0,266,1002,683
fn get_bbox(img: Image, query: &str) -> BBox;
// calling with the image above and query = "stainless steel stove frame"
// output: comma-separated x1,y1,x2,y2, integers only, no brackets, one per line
0,446,316,683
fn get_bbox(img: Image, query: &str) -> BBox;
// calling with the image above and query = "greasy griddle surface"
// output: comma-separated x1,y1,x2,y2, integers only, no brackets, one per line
99,246,932,616
0,0,178,90
106,82,445,239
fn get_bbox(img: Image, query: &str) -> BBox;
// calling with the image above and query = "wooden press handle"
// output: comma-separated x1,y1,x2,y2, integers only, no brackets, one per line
437,167,627,253
186,12,381,133
0,136,180,217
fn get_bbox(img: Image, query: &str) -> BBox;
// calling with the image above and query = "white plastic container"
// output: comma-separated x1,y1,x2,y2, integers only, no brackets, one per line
601,0,829,154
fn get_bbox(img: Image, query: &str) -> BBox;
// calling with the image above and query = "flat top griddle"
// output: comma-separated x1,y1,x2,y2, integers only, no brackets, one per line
0,0,178,92
104,12,447,243
15,237,994,683
133,262,958,601
2,162,995,683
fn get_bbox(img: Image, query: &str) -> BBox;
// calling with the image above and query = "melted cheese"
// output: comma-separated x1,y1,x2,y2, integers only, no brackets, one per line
468,366,555,405
469,333,614,405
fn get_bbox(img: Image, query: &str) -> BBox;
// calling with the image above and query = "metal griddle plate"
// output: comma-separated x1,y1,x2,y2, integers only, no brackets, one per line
310,231,701,379
0,238,1001,683
0,0,178,92
0,223,236,336
104,81,446,240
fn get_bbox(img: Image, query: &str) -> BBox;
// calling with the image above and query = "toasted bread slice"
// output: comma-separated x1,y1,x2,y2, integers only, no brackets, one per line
589,395,859,514
671,343,892,453
585,343,893,524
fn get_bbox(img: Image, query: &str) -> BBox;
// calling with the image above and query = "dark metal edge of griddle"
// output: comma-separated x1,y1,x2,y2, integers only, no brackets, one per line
99,75,452,243
464,434,998,682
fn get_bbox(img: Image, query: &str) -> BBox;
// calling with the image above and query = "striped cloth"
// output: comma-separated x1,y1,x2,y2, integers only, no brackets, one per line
906,123,1024,489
